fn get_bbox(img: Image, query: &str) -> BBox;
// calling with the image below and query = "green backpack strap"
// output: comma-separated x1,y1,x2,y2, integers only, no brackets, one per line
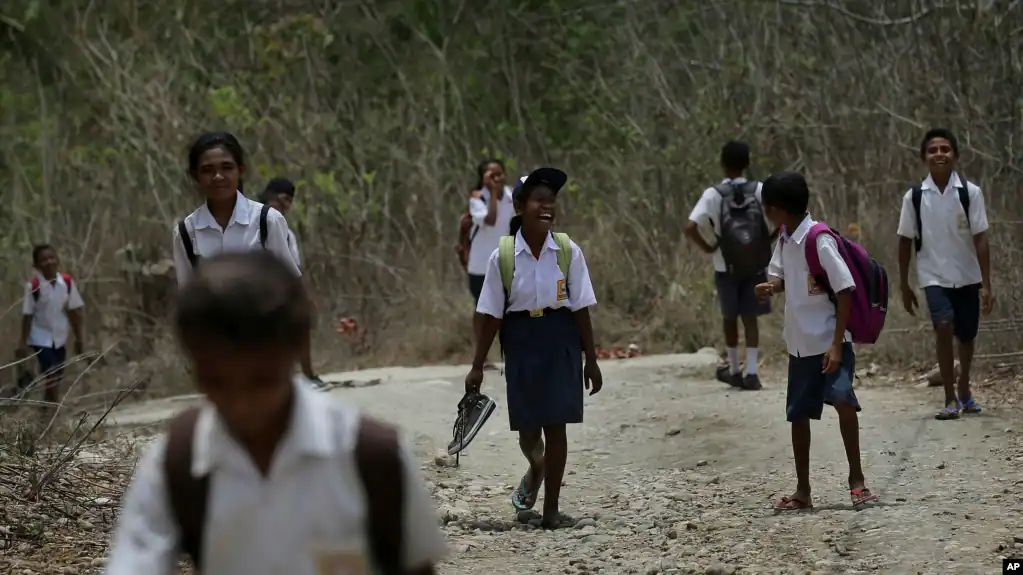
552,232,571,284
498,235,516,294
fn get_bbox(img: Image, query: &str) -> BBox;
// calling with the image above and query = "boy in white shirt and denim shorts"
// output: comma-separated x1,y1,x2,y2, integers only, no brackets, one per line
755,171,879,511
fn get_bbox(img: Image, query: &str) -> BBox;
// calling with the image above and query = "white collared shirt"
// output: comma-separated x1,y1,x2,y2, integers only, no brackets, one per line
476,231,597,318
688,178,772,272
22,272,84,349
105,382,447,575
467,186,515,276
173,192,302,285
896,172,988,288
767,215,854,357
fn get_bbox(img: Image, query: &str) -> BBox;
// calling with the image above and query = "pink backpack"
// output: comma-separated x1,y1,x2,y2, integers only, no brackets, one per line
784,222,889,344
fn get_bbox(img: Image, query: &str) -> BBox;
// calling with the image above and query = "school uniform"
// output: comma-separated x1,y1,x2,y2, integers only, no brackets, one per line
22,272,84,376
689,178,773,319
768,215,860,422
475,231,597,430
896,172,989,342
173,191,301,285
105,380,447,575
467,186,514,302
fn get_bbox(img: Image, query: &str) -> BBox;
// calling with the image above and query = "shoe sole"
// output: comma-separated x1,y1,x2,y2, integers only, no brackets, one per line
447,400,497,455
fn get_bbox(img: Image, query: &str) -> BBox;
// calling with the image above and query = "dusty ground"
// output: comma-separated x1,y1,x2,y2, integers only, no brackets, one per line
2,349,1022,574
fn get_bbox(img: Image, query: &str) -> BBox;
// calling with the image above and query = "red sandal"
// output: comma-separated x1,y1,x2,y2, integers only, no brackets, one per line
850,488,879,506
774,495,812,511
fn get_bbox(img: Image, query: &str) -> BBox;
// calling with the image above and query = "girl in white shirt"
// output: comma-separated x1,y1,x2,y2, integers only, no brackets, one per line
464,167,603,530
172,132,299,286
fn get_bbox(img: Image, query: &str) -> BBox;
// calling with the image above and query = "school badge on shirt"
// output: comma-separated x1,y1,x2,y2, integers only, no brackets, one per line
557,279,568,301
806,274,825,296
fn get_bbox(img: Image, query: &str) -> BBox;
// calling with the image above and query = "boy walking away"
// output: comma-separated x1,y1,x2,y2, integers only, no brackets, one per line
897,129,992,420
260,177,326,390
20,244,85,405
755,172,880,511
105,251,446,575
685,140,774,390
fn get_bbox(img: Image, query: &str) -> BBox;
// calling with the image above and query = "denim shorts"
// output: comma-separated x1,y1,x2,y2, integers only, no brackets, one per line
923,284,980,343
714,271,771,320
786,342,860,422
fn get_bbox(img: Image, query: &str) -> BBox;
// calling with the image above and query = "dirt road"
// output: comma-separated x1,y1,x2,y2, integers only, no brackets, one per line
102,349,1022,574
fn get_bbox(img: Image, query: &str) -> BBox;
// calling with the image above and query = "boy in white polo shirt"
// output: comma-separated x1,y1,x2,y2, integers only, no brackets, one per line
755,172,879,511
106,251,446,575
897,128,992,420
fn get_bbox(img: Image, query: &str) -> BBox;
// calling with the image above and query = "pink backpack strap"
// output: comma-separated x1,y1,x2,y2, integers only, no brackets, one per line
29,277,41,301
803,223,835,282
61,273,72,291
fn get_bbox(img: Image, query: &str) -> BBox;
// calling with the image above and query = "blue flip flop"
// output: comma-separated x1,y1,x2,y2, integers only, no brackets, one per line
961,398,983,414
510,473,543,511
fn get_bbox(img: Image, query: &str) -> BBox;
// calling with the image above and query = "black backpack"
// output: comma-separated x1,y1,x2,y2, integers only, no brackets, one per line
714,181,772,279
178,204,271,267
910,174,970,252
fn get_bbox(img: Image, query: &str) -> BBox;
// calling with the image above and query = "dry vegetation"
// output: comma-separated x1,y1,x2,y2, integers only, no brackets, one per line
2,2,1023,569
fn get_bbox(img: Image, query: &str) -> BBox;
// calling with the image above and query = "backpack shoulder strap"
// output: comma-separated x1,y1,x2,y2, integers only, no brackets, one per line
355,415,404,575
259,204,271,249
911,185,924,252
552,232,571,283
498,235,516,294
956,174,971,231
178,220,198,267
30,277,40,301
163,407,209,571
61,273,72,292
803,223,834,280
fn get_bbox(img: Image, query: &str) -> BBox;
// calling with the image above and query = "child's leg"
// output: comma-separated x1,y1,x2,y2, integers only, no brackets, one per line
923,287,959,414
517,429,545,492
539,424,567,523
780,355,824,509
951,286,981,406
834,403,864,487
826,344,878,503
715,273,742,376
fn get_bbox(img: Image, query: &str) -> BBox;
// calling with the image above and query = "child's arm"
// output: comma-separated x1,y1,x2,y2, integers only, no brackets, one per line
894,190,919,312
766,240,785,293
20,282,34,351
968,184,993,313
67,281,85,352
105,438,179,575
816,234,856,367
684,189,718,254
566,241,598,361
397,438,448,573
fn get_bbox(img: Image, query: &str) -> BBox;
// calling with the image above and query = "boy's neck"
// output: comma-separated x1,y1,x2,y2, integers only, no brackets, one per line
724,170,744,181
930,169,953,190
39,271,57,281
239,389,295,476
782,213,809,233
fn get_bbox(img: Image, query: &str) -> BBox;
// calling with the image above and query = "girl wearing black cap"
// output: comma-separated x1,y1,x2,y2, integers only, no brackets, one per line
464,167,603,529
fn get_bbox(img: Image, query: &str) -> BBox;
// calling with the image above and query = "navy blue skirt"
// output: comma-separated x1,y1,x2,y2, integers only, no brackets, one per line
500,307,584,431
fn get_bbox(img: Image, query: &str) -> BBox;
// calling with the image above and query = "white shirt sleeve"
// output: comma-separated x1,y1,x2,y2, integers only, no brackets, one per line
687,188,717,228
104,437,179,575
67,279,85,310
968,183,990,235
398,438,447,569
288,231,302,267
767,241,784,280
469,193,488,227
172,223,193,287
22,282,35,315
475,248,506,318
264,209,303,277
896,189,916,239
816,234,856,293
754,183,776,233
567,240,597,311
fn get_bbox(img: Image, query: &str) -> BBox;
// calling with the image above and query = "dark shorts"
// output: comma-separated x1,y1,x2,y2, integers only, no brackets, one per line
468,274,486,304
923,284,981,343
714,271,771,320
32,345,67,378
786,342,859,422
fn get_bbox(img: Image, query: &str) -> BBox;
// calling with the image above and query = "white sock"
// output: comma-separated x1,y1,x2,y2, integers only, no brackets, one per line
746,348,759,375
727,347,741,374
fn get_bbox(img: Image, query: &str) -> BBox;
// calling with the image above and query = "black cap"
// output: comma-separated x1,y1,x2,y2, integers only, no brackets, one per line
265,177,296,197
514,167,567,202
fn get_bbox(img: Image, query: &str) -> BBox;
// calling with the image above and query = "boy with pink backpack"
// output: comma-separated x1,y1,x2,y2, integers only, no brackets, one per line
755,172,888,511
